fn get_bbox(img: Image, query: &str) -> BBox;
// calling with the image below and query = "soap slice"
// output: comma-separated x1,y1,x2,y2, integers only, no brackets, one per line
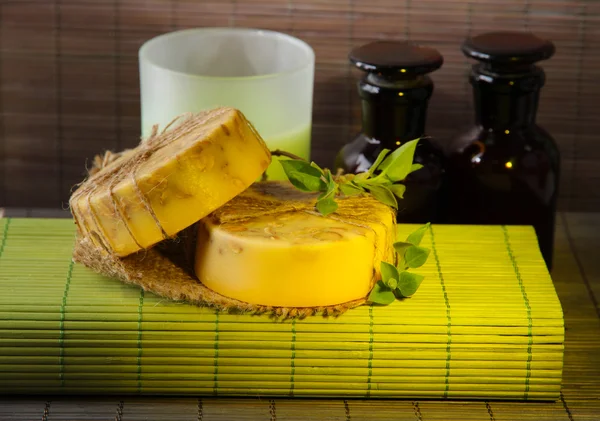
70,107,271,257
194,182,396,307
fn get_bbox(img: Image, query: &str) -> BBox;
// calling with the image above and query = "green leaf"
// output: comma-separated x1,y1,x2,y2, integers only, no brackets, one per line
324,169,337,192
404,245,431,269
316,195,338,216
386,277,398,289
313,170,339,216
388,184,406,199
380,261,399,284
368,280,397,305
359,175,392,187
406,222,431,246
367,149,390,176
280,160,326,192
410,163,424,173
396,271,425,297
378,139,420,182
353,172,369,183
339,182,364,197
368,185,398,209
393,241,413,258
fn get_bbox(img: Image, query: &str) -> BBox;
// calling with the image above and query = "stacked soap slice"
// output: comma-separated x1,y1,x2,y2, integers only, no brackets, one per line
69,107,271,257
0,218,564,400
194,182,396,308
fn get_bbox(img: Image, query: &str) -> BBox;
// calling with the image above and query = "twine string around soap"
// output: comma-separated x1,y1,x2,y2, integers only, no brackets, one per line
130,163,170,242
108,176,144,251
73,113,196,249
70,109,229,253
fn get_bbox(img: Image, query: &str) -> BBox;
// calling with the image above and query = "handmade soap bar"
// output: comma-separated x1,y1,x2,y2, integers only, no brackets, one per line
70,107,271,257
194,182,396,307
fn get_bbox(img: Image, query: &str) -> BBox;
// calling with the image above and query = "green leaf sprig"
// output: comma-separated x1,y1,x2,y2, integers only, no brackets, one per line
279,138,422,216
368,223,431,305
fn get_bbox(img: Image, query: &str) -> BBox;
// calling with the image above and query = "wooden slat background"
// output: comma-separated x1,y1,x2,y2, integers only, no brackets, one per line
1,0,599,210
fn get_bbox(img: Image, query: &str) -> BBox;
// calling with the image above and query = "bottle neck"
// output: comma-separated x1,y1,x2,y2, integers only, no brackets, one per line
471,64,545,130
359,75,433,147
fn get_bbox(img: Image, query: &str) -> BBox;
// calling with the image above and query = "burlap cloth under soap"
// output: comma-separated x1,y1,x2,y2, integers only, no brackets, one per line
71,115,393,319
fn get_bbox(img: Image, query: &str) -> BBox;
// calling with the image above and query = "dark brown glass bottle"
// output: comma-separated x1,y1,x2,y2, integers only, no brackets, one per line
443,32,559,269
335,41,446,223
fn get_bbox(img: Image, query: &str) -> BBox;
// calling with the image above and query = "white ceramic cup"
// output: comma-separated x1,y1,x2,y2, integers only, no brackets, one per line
139,27,315,180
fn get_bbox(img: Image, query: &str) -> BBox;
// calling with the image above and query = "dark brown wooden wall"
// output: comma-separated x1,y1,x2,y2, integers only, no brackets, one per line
1,0,599,210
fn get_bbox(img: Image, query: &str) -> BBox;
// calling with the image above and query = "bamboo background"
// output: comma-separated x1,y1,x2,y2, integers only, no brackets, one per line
1,0,599,210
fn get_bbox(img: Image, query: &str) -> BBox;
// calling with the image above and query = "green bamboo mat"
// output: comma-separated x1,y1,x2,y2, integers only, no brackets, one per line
0,218,564,400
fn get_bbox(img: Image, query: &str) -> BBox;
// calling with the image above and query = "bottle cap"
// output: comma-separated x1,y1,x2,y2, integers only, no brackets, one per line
349,41,443,77
462,31,555,68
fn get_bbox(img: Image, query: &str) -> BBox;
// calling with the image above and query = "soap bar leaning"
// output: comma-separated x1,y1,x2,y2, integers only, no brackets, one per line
194,182,396,307
70,107,271,257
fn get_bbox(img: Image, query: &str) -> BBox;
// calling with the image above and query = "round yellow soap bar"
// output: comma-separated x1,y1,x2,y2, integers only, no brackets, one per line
194,182,396,307
70,107,271,257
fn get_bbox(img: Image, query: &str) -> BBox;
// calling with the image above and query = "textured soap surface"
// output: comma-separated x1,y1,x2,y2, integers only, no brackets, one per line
70,107,271,257
194,182,396,307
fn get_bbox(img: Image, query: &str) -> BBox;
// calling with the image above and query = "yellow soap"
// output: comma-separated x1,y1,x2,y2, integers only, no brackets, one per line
70,107,271,257
194,182,396,307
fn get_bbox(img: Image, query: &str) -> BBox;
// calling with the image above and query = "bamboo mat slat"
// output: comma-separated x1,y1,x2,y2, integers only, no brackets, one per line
0,217,565,403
